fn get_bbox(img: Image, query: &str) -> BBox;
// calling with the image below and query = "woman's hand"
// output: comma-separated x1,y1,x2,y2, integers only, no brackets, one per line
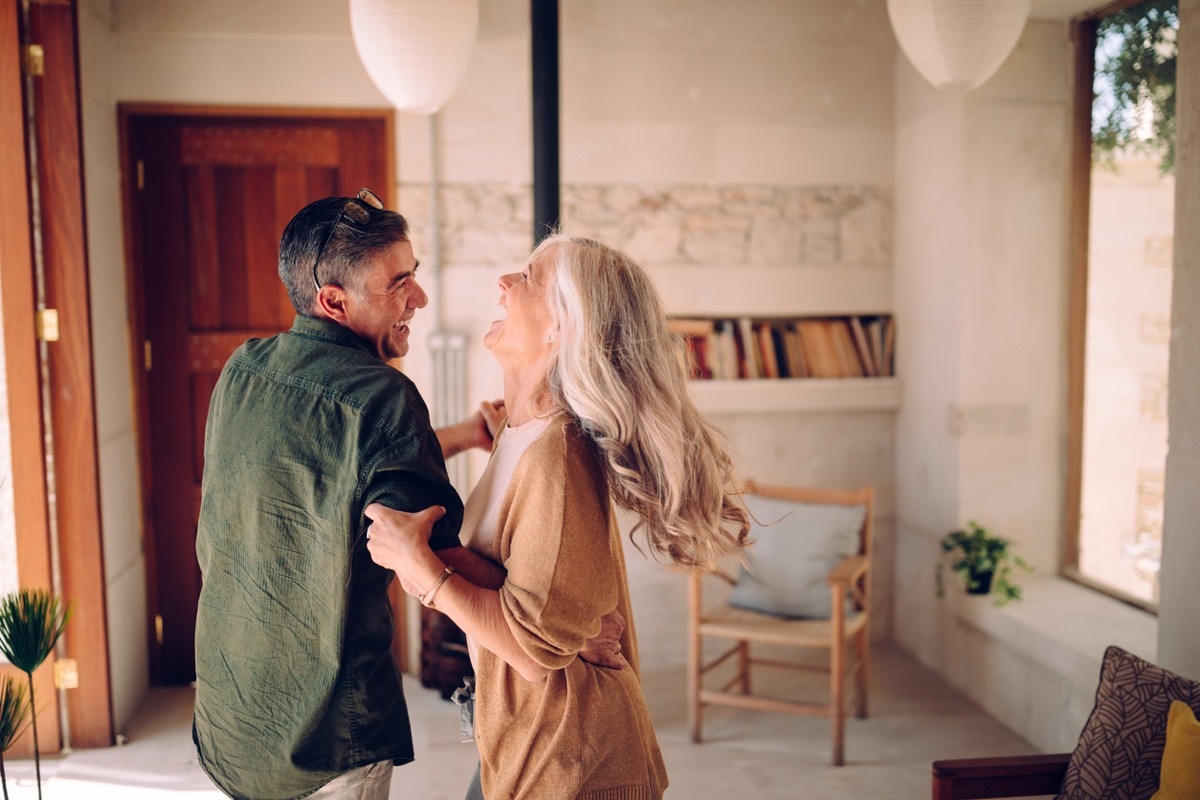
364,503,448,597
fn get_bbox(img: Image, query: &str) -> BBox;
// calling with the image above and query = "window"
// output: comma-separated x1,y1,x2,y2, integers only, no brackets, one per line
1068,0,1178,610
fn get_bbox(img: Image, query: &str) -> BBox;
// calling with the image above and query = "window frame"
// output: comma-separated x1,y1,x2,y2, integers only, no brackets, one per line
1065,0,1168,614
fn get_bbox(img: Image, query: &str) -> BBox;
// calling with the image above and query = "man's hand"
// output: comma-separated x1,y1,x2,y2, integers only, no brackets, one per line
364,503,447,597
579,608,627,670
478,399,506,441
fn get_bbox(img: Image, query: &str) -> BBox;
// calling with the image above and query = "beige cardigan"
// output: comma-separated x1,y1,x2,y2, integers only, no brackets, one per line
471,415,668,800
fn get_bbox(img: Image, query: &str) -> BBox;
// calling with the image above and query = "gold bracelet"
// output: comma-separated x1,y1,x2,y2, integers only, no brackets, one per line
419,566,455,608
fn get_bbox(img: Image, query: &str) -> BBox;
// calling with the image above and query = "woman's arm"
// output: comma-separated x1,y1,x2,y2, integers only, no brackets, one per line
364,503,550,682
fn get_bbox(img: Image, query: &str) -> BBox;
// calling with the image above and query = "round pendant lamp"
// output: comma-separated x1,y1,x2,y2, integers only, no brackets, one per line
887,0,1032,91
349,0,480,114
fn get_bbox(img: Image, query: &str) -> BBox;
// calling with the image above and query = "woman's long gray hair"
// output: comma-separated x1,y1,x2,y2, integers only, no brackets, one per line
538,235,750,571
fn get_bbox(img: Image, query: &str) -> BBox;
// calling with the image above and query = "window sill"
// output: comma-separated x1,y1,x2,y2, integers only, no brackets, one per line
946,576,1158,690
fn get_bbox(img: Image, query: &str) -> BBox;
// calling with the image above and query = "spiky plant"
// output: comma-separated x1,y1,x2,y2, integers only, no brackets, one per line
0,589,71,800
0,675,30,800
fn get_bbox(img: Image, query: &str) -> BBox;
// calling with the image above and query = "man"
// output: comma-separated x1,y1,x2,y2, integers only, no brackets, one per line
193,190,504,800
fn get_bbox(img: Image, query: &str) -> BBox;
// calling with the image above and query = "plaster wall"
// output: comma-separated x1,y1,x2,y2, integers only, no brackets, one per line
78,0,900,725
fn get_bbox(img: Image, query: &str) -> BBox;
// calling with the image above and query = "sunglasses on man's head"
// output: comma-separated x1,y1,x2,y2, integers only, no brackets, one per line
312,187,385,291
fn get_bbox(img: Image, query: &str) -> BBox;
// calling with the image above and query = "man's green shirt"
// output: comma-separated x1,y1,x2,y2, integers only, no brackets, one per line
193,315,462,800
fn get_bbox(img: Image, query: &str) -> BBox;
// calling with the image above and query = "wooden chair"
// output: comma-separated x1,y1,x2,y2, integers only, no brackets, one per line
930,753,1070,798
687,481,874,766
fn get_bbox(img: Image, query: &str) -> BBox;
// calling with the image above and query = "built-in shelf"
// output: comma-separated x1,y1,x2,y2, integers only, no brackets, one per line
688,377,902,414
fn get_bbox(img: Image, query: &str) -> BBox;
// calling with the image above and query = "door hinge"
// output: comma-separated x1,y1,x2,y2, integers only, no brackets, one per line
155,614,164,645
54,658,79,690
36,308,60,342
144,339,152,370
136,159,145,191
24,44,44,77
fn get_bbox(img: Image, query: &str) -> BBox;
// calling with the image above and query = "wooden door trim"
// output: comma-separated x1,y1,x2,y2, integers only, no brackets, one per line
28,0,113,749
1,0,111,752
0,0,59,758
118,105,398,682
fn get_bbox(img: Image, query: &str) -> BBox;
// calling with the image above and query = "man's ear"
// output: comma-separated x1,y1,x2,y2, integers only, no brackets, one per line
313,284,349,324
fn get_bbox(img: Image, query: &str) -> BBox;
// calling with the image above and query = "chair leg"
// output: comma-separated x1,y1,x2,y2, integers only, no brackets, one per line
687,575,702,743
737,641,750,694
856,629,869,719
688,642,701,743
831,641,845,766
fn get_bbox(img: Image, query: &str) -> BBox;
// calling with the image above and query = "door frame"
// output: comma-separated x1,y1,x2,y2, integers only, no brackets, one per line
1,0,111,751
117,104,399,684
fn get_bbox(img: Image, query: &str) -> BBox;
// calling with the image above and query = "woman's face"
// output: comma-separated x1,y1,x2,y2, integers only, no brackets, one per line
483,249,557,377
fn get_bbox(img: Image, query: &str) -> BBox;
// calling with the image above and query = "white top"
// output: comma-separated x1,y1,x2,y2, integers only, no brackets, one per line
460,415,552,665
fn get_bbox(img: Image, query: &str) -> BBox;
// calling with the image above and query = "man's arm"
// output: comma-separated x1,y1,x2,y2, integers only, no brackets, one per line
436,400,505,460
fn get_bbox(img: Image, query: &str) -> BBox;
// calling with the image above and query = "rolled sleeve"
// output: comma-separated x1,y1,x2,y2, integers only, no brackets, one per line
360,431,464,552
496,425,618,670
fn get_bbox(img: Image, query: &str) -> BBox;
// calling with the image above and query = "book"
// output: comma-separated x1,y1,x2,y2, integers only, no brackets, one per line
785,323,809,378
736,317,760,379
849,316,877,377
828,319,862,377
866,317,886,377
756,322,779,379
769,324,791,378
882,316,896,377
796,319,837,377
714,319,738,380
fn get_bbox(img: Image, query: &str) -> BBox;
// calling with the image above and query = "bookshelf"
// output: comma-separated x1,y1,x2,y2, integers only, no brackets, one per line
689,377,901,414
669,314,899,414
670,315,895,380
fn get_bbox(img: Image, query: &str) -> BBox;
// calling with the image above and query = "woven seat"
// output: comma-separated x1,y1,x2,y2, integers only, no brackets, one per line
687,482,875,766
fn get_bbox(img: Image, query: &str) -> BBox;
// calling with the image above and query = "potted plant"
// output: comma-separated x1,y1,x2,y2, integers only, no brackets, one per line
936,521,1031,606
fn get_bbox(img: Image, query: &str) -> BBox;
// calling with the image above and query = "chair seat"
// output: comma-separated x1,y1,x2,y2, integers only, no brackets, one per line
699,605,867,647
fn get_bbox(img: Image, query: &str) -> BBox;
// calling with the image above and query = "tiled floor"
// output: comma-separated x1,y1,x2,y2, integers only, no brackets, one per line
1,644,1041,799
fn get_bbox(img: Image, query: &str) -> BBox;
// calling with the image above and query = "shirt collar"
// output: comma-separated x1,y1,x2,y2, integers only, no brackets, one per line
288,315,379,359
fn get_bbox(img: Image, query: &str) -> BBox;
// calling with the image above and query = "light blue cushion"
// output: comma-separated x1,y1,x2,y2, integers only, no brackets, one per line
727,493,866,619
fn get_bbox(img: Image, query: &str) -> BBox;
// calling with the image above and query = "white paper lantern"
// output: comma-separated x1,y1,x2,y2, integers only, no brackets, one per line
349,0,479,114
887,0,1032,91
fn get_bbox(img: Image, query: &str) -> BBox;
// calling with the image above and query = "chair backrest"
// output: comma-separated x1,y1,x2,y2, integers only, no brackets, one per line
741,480,875,559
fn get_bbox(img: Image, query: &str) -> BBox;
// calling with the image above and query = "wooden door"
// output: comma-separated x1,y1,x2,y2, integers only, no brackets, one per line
122,109,392,684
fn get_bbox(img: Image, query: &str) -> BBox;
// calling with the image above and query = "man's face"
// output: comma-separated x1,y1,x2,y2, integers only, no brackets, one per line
341,239,427,361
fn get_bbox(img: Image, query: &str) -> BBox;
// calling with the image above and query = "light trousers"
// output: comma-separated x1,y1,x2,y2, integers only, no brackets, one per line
308,760,393,800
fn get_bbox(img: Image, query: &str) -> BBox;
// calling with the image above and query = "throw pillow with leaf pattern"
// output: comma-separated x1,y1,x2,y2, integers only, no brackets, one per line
1057,645,1200,800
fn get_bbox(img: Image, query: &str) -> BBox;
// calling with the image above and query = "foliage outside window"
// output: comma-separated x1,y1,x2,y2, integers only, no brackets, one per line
1092,0,1178,173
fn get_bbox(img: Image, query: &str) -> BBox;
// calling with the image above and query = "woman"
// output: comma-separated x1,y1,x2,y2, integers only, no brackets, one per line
365,235,751,799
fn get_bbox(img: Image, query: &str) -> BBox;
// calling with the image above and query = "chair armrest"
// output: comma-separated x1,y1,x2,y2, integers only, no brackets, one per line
827,554,868,585
931,753,1070,799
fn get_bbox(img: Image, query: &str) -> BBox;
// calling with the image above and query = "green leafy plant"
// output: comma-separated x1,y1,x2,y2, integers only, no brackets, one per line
0,675,30,800
0,589,71,800
1093,0,1178,174
936,521,1031,607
